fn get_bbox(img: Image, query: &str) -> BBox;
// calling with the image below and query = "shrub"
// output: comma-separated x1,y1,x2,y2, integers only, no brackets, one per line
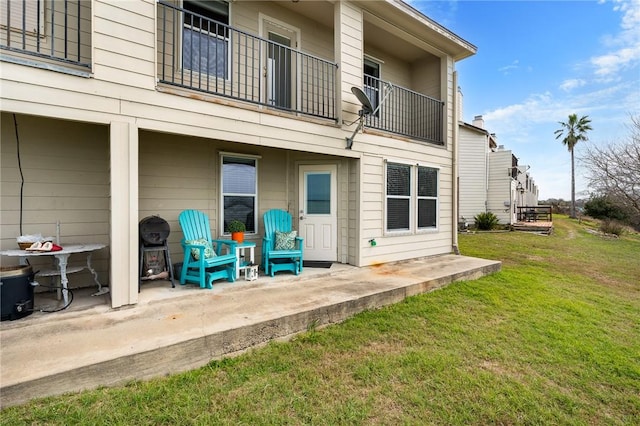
474,212,499,230
599,219,625,236
584,196,628,221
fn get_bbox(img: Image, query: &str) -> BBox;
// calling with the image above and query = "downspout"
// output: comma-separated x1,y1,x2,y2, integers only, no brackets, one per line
485,135,490,213
452,71,460,255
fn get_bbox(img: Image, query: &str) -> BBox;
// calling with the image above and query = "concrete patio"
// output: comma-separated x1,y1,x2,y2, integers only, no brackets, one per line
0,254,501,408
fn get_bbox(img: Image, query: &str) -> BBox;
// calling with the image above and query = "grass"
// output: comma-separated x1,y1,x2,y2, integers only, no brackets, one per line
2,216,639,424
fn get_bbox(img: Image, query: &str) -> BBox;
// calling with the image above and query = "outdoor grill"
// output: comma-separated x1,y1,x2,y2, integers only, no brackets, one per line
139,216,171,246
139,216,175,288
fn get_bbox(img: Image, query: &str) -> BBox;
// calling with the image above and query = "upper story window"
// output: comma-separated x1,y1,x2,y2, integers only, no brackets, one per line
182,0,229,79
386,162,439,233
364,58,380,116
1,0,45,36
221,154,258,235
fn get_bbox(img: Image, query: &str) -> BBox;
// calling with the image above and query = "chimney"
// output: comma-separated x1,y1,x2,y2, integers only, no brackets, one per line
472,115,484,129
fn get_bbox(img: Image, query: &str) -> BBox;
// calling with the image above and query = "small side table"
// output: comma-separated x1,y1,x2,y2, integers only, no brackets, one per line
234,241,256,280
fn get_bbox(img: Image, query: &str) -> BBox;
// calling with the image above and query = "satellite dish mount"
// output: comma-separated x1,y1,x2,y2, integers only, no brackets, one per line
346,87,373,150
345,84,392,149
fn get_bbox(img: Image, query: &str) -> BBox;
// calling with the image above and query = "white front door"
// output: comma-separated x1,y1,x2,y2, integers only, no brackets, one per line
298,164,337,261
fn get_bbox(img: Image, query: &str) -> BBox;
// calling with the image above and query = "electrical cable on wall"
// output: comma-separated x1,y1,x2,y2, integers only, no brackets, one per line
13,114,25,236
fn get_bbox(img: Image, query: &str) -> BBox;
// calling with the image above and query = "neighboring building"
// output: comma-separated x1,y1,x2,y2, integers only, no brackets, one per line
458,115,539,225
1,0,476,308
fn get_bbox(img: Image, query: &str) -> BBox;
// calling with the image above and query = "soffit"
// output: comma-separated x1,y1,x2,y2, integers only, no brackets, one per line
272,0,476,61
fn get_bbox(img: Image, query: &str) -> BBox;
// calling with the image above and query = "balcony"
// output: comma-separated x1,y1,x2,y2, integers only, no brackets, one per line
364,75,444,145
0,0,91,70
157,1,338,121
1,0,445,144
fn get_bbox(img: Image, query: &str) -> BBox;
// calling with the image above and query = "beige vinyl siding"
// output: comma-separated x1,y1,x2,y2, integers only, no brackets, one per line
411,56,441,99
458,126,488,222
138,133,353,267
0,113,110,286
337,1,363,124
364,45,411,88
94,0,156,89
359,147,453,266
233,1,334,60
355,49,455,265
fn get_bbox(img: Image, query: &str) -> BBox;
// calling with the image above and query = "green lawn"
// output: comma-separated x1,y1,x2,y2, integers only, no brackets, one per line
2,216,639,425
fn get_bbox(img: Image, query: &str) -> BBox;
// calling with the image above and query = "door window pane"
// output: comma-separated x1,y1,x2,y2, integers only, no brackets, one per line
306,173,330,214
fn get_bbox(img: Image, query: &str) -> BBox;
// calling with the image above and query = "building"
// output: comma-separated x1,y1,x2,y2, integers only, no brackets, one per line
1,0,476,308
458,115,539,225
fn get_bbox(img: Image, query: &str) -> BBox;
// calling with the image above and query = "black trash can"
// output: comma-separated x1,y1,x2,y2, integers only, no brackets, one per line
1,265,35,321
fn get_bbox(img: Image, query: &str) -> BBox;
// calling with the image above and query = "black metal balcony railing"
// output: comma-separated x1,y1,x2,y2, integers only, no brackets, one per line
0,0,91,69
158,1,338,121
364,75,444,145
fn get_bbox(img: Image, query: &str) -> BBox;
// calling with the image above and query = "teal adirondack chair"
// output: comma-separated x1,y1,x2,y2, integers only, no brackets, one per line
178,210,237,288
262,209,303,277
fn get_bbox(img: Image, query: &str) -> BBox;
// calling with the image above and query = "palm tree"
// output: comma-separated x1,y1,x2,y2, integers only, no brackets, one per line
554,114,592,218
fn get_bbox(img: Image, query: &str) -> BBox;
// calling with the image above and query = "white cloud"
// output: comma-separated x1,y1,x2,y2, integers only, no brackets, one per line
560,79,587,92
498,60,519,75
590,0,640,76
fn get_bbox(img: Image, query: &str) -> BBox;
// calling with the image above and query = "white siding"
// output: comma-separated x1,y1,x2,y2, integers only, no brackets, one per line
487,150,514,224
458,126,489,222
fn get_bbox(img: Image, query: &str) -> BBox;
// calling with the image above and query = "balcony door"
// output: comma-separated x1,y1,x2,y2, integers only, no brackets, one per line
262,18,299,110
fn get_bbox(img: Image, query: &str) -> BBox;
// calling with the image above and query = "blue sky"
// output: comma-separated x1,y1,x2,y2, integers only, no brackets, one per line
410,0,640,200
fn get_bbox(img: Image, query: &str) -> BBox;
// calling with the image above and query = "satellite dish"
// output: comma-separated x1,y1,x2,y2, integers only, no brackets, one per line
351,86,374,116
346,86,374,149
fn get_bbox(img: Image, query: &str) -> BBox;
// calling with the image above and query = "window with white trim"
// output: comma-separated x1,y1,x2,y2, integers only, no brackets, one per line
182,0,229,79
385,162,439,232
221,154,257,234
417,166,438,229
